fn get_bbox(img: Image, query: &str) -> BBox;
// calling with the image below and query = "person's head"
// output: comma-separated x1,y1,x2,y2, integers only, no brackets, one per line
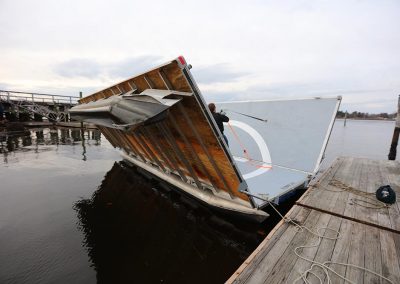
208,103,216,113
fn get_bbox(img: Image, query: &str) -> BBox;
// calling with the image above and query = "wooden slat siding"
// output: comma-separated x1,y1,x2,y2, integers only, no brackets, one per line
140,128,177,175
103,127,119,148
159,69,173,90
170,99,246,200
97,126,113,147
121,131,146,163
108,128,124,149
132,77,150,93
150,123,189,183
154,122,192,178
134,131,166,171
92,93,102,101
141,127,175,172
77,59,248,202
104,89,113,99
147,70,167,89
126,133,151,162
117,84,126,93
176,103,229,194
168,114,215,188
158,120,204,189
137,132,160,164
113,129,131,152
110,86,121,95
137,129,165,165
174,101,231,185
161,63,191,93
99,126,118,148
117,130,143,160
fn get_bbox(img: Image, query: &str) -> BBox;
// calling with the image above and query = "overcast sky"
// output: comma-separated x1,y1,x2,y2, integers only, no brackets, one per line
1,0,399,113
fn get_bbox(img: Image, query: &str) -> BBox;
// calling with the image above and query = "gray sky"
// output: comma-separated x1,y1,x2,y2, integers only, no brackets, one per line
1,0,399,113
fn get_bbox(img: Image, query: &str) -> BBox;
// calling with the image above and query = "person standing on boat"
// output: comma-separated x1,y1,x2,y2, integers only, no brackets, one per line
0,103,4,121
208,103,229,146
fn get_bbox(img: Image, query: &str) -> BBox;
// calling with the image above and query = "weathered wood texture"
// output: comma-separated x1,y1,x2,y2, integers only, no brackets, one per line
297,157,400,233
78,59,248,201
227,157,400,283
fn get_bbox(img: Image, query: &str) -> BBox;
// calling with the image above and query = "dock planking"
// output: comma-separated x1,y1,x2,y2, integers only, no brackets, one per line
297,157,400,233
227,157,400,284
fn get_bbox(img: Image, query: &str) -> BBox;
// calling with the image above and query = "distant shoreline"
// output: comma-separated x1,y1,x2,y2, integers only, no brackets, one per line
336,118,395,122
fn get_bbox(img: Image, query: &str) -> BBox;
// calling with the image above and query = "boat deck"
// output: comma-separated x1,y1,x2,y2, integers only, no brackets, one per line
227,157,400,283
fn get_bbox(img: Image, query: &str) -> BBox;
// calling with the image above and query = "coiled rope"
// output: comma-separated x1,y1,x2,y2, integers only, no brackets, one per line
326,179,389,210
262,197,394,283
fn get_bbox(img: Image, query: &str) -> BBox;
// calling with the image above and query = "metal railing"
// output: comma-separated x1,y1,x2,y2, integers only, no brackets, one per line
0,90,79,105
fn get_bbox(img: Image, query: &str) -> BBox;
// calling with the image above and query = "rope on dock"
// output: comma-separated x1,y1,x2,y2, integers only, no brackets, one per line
326,179,389,210
262,198,394,284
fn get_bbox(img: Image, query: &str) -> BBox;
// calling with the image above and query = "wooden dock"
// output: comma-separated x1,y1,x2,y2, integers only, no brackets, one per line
227,157,400,283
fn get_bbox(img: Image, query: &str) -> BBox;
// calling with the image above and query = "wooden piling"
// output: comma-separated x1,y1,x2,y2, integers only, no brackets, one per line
388,95,400,160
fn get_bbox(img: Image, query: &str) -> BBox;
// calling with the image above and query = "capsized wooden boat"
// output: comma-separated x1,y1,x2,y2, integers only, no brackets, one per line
70,56,341,222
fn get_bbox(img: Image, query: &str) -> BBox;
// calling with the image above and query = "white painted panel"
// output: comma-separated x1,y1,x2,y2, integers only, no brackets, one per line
217,97,341,206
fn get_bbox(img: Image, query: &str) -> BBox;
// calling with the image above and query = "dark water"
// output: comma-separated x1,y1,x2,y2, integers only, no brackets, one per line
0,120,397,283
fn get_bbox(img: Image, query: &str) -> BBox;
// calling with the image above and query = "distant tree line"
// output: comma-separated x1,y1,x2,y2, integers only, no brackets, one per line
337,110,397,120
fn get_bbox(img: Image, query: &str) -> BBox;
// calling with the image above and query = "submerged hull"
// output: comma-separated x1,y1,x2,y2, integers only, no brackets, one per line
70,56,340,222
122,152,268,223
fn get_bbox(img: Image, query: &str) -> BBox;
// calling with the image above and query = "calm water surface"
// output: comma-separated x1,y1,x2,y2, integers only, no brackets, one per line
0,120,397,283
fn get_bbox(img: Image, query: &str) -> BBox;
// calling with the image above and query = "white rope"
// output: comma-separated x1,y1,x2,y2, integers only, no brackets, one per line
265,199,394,284
324,179,390,210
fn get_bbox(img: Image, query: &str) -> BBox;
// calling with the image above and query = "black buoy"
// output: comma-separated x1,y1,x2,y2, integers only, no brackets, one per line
376,185,396,204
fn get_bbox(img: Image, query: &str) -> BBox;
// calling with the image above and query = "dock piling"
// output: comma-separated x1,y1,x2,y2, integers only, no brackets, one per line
388,95,400,160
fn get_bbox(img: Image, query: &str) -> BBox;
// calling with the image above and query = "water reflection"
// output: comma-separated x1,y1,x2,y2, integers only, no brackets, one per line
0,127,102,163
74,161,269,284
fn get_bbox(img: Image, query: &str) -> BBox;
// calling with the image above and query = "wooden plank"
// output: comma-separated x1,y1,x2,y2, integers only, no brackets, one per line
301,161,354,283
364,226,382,283
297,157,349,213
297,157,400,234
246,209,322,283
227,206,309,284
378,204,400,283
344,221,365,283
229,158,400,284
378,160,400,232
284,211,336,283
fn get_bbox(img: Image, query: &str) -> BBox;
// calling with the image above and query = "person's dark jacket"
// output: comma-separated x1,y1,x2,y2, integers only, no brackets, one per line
212,112,229,133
